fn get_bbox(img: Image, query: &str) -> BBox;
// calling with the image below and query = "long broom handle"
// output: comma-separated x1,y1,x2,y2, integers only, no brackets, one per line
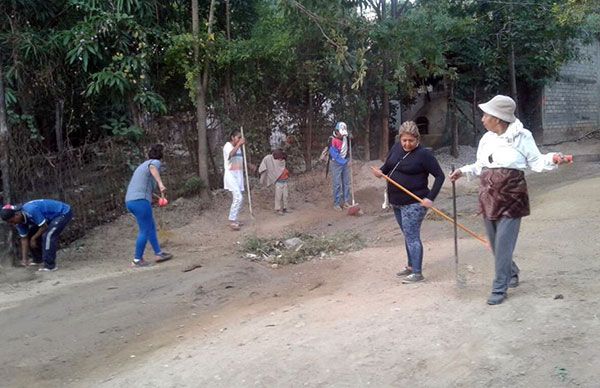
451,165,459,278
371,166,488,247
240,126,254,217
349,138,356,205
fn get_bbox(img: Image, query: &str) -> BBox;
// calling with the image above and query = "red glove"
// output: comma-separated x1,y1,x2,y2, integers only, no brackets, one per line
552,153,573,164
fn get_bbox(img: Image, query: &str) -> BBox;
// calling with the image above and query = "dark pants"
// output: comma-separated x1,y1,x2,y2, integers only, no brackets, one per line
484,217,521,294
42,210,73,269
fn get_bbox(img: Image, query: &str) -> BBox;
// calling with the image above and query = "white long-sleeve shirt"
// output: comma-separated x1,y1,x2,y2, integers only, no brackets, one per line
460,119,558,178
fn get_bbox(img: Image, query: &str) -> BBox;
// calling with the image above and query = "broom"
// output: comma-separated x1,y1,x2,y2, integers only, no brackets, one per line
347,137,361,216
153,193,174,243
371,166,488,247
240,126,254,219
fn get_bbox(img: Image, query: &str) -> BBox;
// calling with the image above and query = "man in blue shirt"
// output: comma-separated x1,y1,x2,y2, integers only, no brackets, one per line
0,199,73,271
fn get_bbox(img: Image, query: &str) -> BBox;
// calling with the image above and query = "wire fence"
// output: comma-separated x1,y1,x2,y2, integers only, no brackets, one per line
7,129,198,243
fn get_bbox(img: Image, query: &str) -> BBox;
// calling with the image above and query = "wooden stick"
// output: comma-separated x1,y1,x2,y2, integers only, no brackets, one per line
371,166,488,247
240,126,254,218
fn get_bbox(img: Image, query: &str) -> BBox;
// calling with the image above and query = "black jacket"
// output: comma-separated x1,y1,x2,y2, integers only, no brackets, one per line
380,144,445,206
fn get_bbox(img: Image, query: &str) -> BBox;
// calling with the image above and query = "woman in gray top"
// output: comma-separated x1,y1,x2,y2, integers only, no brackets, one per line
125,144,172,267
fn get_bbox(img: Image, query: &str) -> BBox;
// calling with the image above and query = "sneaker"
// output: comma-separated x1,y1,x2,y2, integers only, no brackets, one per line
402,273,424,283
333,205,343,212
29,261,42,266
283,208,293,214
276,210,284,216
229,222,241,231
155,252,173,262
396,267,412,277
131,259,151,268
38,266,58,272
487,292,507,305
508,275,519,288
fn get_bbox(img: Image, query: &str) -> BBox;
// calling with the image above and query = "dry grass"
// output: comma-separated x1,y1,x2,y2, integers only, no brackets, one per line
242,231,365,265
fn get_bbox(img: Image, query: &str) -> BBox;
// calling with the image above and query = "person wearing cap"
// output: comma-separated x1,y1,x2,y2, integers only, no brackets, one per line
0,199,73,271
329,122,351,211
372,121,445,283
125,144,173,267
450,95,571,305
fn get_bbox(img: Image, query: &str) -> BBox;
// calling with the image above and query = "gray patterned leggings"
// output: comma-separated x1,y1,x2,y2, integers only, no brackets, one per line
393,203,428,274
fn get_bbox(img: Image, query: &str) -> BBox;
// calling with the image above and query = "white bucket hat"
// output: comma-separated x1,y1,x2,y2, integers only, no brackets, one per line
478,95,516,123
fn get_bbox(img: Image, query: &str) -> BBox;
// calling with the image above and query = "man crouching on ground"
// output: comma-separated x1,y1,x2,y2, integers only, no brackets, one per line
1,199,73,271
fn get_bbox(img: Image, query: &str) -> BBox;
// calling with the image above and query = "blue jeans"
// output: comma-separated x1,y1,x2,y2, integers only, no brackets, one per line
393,203,427,274
126,199,161,260
331,161,350,207
42,210,73,269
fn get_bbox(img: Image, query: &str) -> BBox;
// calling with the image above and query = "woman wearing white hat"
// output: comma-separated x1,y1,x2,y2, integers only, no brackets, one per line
450,95,571,305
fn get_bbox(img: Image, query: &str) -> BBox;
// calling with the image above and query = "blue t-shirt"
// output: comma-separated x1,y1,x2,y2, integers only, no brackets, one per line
125,159,161,202
16,199,71,237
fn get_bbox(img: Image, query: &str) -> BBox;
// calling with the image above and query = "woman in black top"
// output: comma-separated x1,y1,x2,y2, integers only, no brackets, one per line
372,121,445,282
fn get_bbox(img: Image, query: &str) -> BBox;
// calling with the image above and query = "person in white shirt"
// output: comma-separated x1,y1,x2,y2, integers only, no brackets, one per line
449,95,571,305
223,130,246,231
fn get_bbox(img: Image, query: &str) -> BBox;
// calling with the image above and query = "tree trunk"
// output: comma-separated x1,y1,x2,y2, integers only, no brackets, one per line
0,62,15,267
508,42,518,107
378,0,389,161
448,81,459,157
192,0,216,199
379,86,389,160
55,99,66,199
128,97,145,131
364,97,371,161
304,90,313,172
472,86,478,146
391,0,398,18
0,64,12,204
55,99,64,154
451,109,459,158
224,0,233,117
507,0,520,116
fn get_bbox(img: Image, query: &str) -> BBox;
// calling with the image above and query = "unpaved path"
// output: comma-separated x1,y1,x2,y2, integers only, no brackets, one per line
1,142,599,387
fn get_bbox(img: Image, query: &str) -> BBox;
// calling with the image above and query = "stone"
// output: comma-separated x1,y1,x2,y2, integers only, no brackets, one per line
284,237,303,249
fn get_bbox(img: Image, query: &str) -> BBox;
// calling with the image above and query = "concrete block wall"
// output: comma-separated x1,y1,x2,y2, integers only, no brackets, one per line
542,41,600,144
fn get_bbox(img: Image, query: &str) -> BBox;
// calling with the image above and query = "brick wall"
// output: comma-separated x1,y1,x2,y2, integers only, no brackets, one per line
542,41,600,144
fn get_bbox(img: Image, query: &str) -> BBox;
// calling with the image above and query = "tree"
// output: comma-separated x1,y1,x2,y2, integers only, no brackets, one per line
191,0,216,200
0,56,13,267
0,54,10,202
445,0,587,135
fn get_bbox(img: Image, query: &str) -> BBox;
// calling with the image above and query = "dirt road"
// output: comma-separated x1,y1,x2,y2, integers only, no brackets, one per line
1,149,599,387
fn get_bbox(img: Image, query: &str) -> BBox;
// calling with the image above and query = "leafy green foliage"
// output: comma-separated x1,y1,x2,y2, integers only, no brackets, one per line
0,0,594,168
182,176,206,197
100,116,143,141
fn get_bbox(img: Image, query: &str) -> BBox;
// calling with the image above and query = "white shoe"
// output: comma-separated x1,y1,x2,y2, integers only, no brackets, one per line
38,266,58,272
